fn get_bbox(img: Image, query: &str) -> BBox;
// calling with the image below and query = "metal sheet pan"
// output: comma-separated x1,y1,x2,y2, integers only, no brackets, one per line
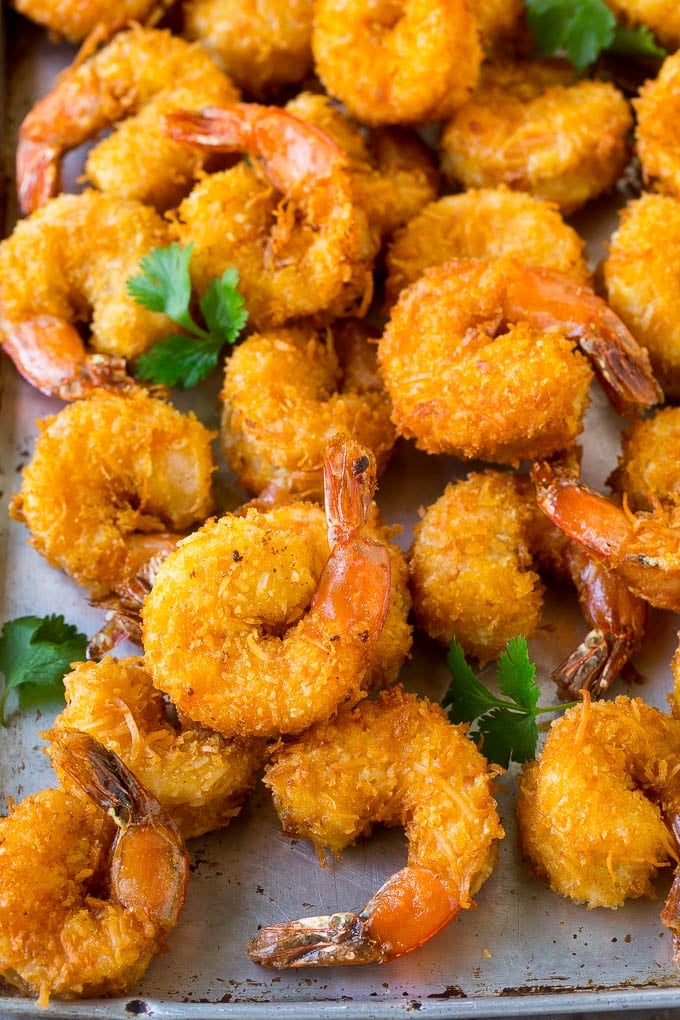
2,12,680,1018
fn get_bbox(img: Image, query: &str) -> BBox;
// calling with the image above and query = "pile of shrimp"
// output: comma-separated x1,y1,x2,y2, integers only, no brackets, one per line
5,0,680,1006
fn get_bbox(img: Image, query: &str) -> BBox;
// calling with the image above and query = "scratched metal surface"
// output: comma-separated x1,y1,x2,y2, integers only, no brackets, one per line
1,12,680,1018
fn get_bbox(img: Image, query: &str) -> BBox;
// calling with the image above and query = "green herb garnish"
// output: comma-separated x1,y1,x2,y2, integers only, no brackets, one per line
443,636,575,768
525,0,665,69
0,615,88,726
128,242,248,389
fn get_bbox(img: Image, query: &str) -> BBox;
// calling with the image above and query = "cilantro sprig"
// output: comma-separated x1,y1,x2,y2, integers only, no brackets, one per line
128,243,248,389
525,0,665,69
443,636,576,768
0,615,88,726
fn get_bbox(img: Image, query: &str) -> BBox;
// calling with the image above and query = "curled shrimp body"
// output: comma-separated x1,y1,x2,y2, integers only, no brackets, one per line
285,91,440,242
17,26,239,215
9,389,215,603
311,0,483,126
48,657,266,839
609,406,680,515
143,438,409,739
384,185,589,306
0,731,189,1006
220,320,396,501
183,0,313,96
378,257,661,464
517,696,680,947
440,61,633,215
248,687,504,967
10,0,164,42
166,104,376,329
604,194,680,399
0,191,174,399
635,51,680,201
532,459,680,614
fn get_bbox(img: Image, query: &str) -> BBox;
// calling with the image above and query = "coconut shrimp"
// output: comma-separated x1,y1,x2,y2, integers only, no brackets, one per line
220,320,396,501
183,0,313,96
48,657,267,839
409,470,646,697
378,257,661,464
0,191,175,400
384,186,589,306
517,695,680,957
532,458,680,614
166,103,376,329
609,406,680,516
440,61,633,215
604,193,680,399
143,438,413,739
10,0,166,42
311,0,483,126
467,0,526,51
0,730,189,1006
634,52,680,201
285,91,440,242
248,687,504,967
10,389,215,619
16,25,240,215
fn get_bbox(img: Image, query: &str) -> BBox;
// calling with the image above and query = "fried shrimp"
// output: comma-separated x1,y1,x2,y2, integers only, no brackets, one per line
311,0,483,126
635,49,680,201
378,257,661,464
0,731,189,1006
517,696,680,936
16,25,240,215
384,186,589,305
604,193,680,398
0,191,174,399
440,61,633,215
48,657,266,839
248,687,504,967
10,0,165,42
166,103,376,329
285,91,440,241
220,320,396,501
9,389,215,604
143,438,410,739
183,0,313,96
608,406,680,515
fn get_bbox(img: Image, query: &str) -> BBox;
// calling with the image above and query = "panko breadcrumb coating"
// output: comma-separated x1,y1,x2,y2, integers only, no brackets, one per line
609,406,680,515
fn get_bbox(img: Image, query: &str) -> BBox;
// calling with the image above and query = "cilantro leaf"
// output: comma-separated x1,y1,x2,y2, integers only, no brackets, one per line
611,23,666,59
0,615,88,725
443,636,574,768
127,245,249,389
525,0,665,68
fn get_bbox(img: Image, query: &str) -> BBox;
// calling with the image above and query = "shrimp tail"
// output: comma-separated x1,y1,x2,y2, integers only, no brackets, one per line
16,138,60,216
552,628,642,700
247,911,384,968
661,871,680,963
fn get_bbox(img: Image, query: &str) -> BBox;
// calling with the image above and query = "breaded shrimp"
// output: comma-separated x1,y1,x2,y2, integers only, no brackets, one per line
143,438,411,739
605,0,680,49
311,0,483,126
378,257,661,463
220,320,396,501
440,61,633,215
467,0,526,51
166,104,376,329
517,696,680,937
0,731,189,1006
249,687,504,967
384,186,589,306
183,0,314,96
604,193,680,398
48,657,266,839
0,190,174,399
10,0,165,42
17,25,240,215
608,406,680,515
9,389,215,603
285,91,440,241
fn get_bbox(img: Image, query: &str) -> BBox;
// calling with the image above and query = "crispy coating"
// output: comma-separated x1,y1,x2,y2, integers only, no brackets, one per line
10,0,162,41
606,0,680,50
517,696,680,909
9,389,215,599
467,0,526,51
264,687,504,904
49,657,266,839
635,52,680,200
312,0,483,125
409,471,543,662
378,258,593,463
143,498,411,738
604,193,680,398
608,406,680,516
440,61,633,215
286,91,440,240
384,186,589,305
17,26,240,214
183,0,313,96
220,321,396,499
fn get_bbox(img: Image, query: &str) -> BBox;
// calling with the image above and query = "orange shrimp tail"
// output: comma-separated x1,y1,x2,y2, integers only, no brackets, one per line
15,136,59,215
323,436,375,543
661,872,680,963
360,866,461,960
